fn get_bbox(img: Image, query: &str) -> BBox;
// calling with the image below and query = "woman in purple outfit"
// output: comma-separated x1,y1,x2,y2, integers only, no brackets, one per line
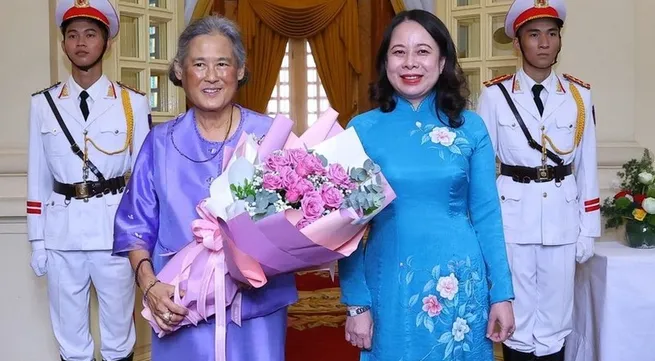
112,16,297,361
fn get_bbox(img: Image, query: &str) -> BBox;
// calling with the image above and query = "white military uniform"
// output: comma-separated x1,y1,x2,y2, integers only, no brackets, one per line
476,1,600,356
478,69,600,357
26,1,151,360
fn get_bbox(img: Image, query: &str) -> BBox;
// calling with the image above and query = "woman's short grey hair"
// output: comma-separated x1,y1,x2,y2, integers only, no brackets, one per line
168,16,248,87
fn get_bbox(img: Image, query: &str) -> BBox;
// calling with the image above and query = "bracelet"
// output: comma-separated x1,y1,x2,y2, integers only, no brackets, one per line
135,258,153,287
346,306,370,317
143,279,160,299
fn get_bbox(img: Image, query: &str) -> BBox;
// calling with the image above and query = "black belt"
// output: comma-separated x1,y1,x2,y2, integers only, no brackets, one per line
500,163,572,183
54,175,127,200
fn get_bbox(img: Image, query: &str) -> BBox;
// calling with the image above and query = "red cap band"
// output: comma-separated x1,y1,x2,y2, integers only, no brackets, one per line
513,6,559,33
62,6,110,28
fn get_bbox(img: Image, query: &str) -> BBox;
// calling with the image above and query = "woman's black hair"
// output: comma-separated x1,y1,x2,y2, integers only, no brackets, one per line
369,9,470,128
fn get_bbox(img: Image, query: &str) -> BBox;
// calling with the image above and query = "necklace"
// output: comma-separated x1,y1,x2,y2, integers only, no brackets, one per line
171,105,235,163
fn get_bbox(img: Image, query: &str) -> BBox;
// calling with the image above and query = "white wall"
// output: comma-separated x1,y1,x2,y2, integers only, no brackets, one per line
0,0,61,358
0,0,651,358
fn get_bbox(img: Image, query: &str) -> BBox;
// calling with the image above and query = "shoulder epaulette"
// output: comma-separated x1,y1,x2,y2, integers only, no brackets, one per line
483,74,513,87
563,74,590,89
117,81,146,96
31,82,61,96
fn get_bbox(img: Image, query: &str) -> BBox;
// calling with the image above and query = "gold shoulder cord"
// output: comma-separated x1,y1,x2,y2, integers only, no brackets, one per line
540,82,585,162
82,87,135,181
83,87,134,160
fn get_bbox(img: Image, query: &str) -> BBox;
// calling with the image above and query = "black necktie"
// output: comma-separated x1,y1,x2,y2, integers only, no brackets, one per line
80,90,90,120
532,84,545,116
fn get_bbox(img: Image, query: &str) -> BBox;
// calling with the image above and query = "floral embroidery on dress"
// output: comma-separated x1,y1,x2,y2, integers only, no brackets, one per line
402,256,488,361
411,122,471,160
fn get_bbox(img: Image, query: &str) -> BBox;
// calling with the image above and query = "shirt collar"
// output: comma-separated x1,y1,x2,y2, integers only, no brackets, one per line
518,68,556,95
68,74,109,102
394,90,437,113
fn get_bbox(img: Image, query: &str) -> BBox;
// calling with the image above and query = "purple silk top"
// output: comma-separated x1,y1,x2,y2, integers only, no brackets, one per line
112,106,297,359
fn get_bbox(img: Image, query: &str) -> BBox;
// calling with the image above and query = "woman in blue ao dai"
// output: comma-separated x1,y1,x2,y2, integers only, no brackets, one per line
338,10,516,361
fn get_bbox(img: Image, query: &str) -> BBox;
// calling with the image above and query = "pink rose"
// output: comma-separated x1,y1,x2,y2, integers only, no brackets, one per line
328,163,350,186
287,149,309,167
294,179,315,196
279,166,300,189
422,295,442,317
262,173,283,190
295,163,311,178
306,154,326,175
264,152,290,171
321,184,344,209
301,191,325,220
296,217,314,230
286,189,301,203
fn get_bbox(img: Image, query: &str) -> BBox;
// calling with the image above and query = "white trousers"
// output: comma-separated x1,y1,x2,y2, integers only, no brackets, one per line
46,250,136,361
503,243,576,357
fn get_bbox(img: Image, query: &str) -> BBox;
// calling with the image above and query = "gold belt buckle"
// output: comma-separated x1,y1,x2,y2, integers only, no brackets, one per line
74,182,91,199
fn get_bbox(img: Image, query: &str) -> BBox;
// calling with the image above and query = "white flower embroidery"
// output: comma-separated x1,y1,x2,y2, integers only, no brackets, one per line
436,273,459,300
429,127,457,147
451,317,470,342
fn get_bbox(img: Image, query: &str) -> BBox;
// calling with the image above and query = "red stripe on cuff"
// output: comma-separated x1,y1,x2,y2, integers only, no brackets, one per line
26,201,42,208
585,204,601,212
584,198,600,206
27,207,42,215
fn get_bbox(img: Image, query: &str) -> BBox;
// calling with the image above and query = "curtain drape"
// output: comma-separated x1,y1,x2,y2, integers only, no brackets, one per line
190,0,213,21
237,0,361,125
390,0,405,14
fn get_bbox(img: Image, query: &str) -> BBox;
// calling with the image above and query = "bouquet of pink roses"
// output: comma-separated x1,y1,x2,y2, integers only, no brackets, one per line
232,148,386,230
141,108,395,361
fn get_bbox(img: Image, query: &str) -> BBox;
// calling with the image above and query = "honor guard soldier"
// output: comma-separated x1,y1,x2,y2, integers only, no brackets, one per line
476,0,600,360
26,0,151,360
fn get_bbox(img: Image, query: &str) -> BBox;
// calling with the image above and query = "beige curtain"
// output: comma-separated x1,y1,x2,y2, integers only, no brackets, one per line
237,0,361,125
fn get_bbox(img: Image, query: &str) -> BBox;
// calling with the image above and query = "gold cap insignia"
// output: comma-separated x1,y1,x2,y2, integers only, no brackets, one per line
535,0,549,8
74,0,90,8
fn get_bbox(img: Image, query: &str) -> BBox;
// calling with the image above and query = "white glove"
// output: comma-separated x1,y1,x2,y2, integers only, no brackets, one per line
575,236,595,264
30,240,48,277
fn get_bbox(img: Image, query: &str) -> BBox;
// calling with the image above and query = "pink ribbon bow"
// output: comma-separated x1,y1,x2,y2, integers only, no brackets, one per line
162,201,241,361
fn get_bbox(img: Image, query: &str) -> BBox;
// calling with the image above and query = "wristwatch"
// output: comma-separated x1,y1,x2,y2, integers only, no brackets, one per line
346,306,370,317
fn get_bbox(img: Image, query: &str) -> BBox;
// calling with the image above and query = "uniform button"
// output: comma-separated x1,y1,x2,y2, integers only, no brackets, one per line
501,195,506,200
114,130,119,134
512,123,516,127
399,262,404,267
209,148,217,154
83,130,88,135
541,126,545,131
543,192,547,198
51,201,55,206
